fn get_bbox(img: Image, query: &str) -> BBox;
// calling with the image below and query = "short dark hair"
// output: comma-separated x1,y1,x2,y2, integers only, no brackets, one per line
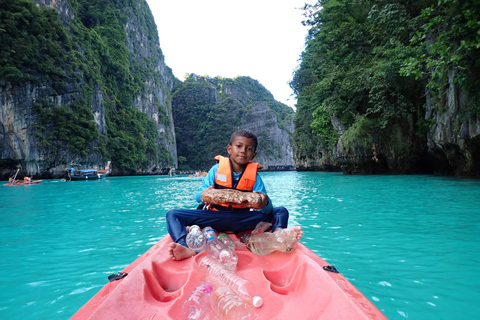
230,129,258,151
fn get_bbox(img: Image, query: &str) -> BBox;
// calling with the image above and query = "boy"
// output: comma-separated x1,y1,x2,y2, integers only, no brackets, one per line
166,129,302,260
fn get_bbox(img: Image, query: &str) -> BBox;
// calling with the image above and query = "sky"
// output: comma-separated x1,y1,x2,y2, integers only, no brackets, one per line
145,0,314,109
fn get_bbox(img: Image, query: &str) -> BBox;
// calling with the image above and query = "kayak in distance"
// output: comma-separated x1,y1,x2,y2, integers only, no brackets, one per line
72,234,387,319
3,179,42,186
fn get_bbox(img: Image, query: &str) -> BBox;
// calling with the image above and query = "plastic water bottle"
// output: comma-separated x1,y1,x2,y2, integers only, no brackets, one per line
203,226,238,270
218,233,235,251
210,286,253,320
198,255,263,308
186,225,207,251
246,228,298,256
182,282,214,320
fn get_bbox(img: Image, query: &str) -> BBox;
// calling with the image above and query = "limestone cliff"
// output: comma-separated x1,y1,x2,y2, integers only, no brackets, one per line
425,71,480,177
172,75,294,171
303,75,480,177
0,0,177,179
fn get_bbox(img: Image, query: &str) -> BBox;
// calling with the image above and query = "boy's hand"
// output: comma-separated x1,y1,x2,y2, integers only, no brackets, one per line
253,191,269,209
201,188,268,209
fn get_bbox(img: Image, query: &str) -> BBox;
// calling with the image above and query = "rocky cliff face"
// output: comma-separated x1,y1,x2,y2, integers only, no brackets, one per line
172,76,294,171
426,71,480,177
221,81,294,170
0,0,177,179
36,0,74,23
123,4,177,173
320,73,480,177
239,101,294,170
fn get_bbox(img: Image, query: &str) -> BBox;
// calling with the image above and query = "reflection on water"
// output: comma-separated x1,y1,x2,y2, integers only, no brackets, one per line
1,172,479,319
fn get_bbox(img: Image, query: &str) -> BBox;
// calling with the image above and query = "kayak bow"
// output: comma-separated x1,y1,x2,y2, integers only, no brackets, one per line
72,234,387,319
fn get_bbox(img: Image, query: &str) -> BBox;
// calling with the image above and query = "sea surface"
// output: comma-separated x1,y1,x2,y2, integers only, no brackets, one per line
1,172,479,319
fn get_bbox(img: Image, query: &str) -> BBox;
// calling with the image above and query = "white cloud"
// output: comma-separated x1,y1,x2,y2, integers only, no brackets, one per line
146,0,313,108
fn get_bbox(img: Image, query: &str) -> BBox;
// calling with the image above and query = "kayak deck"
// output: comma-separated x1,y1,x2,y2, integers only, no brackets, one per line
72,234,387,319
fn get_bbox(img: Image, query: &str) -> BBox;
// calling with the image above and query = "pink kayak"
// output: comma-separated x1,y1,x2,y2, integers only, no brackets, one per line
72,234,387,319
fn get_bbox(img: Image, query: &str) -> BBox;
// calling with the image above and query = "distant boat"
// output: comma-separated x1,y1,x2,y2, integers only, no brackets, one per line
69,169,107,180
67,161,111,181
4,169,42,186
3,179,43,186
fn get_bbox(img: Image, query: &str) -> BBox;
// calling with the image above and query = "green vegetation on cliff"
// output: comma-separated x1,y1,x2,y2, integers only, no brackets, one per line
291,0,480,172
401,0,480,116
173,75,294,171
0,0,174,172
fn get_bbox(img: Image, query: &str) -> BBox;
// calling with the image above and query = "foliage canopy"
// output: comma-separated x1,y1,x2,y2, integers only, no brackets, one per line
291,0,479,164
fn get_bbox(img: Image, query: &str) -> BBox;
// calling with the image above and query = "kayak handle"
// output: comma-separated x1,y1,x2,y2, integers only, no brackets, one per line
108,272,128,282
323,265,339,273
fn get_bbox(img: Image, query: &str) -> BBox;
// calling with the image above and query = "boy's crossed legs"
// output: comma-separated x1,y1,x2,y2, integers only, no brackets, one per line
166,206,303,260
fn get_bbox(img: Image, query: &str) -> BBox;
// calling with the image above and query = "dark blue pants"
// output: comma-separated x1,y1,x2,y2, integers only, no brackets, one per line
166,206,289,247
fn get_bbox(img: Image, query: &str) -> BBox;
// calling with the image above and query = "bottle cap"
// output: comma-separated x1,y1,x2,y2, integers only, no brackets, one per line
203,283,214,293
252,296,263,307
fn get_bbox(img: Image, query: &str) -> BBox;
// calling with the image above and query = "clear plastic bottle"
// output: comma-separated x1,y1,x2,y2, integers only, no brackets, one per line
218,233,235,251
246,228,298,256
210,285,253,320
182,282,214,320
198,255,263,308
186,225,207,251
203,226,238,270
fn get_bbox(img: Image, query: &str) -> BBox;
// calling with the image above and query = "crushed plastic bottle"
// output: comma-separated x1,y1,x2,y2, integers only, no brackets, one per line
246,228,298,256
186,225,207,251
210,285,253,320
182,282,214,320
198,255,263,308
203,226,238,270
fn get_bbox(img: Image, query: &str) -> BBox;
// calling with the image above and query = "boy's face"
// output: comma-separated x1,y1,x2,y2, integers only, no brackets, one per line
227,136,257,167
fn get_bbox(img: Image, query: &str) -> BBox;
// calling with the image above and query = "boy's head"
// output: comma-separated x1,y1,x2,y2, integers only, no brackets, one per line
227,130,258,168
229,129,258,152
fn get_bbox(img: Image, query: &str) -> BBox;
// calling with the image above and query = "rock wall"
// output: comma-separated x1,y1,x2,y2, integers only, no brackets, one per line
124,4,177,173
0,0,177,179
319,71,480,177
172,76,294,171
221,81,294,170
426,71,480,176
239,101,294,170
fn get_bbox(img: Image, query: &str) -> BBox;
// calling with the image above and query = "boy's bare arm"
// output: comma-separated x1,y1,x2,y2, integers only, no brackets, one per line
201,187,268,209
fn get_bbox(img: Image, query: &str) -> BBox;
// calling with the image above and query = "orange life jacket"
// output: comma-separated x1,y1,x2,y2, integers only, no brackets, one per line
211,155,261,210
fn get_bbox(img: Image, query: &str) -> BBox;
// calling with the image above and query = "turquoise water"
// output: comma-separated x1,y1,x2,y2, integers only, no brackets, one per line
1,172,479,319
